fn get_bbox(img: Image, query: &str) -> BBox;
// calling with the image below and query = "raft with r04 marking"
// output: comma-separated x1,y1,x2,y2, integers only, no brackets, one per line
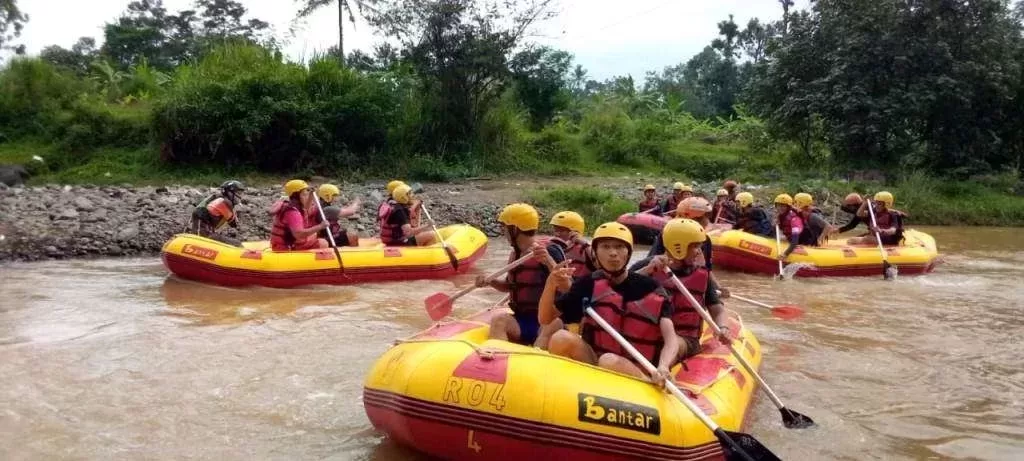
362,304,762,460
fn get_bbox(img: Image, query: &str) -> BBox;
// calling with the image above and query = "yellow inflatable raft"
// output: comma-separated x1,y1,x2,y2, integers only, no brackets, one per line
363,306,762,460
161,224,488,287
709,227,939,277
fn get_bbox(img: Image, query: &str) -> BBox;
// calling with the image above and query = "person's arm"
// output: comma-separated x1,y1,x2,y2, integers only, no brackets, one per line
855,200,870,219
338,199,361,218
542,272,585,325
781,215,802,259
656,317,680,371
837,215,860,233
286,210,326,239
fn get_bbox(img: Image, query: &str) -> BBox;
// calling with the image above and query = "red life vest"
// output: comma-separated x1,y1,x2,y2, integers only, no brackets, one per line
580,277,667,363
506,239,557,316
270,202,302,250
665,195,681,214
638,198,658,212
564,239,593,278
378,199,405,245
873,209,901,229
649,268,708,340
778,209,803,238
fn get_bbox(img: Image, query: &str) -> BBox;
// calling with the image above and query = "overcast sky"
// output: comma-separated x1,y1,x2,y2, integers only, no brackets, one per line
12,0,808,80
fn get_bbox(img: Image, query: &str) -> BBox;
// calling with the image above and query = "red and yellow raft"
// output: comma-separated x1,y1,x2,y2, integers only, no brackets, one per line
160,224,488,288
363,306,761,460
709,227,939,277
616,212,668,244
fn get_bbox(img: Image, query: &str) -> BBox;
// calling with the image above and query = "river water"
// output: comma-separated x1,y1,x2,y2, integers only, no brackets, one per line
0,227,1022,460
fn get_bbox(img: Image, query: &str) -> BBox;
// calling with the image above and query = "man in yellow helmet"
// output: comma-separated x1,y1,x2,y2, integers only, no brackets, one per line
634,219,732,361
732,192,774,237
661,182,694,216
549,211,595,278
638,184,659,212
539,222,679,385
270,179,329,251
378,184,436,246
711,188,736,224
311,184,362,247
847,191,905,245
792,192,831,247
478,203,566,346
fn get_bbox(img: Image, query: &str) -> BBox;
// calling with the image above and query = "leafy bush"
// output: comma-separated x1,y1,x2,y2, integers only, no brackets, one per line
0,58,86,138
528,186,635,232
528,123,583,165
580,105,636,165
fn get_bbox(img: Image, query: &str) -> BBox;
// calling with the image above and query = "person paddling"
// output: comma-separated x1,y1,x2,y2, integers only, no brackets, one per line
774,193,804,261
732,192,774,238
479,204,565,346
847,191,905,246
633,219,732,361
378,184,436,246
270,180,329,251
539,223,680,385
311,184,361,247
792,193,831,247
549,211,596,279
661,182,693,217
189,180,244,246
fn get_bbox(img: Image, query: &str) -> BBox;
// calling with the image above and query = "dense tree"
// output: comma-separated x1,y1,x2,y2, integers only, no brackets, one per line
40,37,99,76
0,0,27,56
510,46,572,129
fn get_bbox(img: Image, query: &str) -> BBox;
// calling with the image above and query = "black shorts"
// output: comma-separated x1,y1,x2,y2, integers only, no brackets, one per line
332,228,356,246
395,235,418,246
678,335,701,360
880,233,901,246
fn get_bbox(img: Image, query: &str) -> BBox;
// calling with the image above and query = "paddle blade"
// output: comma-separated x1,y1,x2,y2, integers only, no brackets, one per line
717,429,782,461
781,407,816,429
883,261,898,281
443,245,460,272
424,292,453,321
771,305,804,320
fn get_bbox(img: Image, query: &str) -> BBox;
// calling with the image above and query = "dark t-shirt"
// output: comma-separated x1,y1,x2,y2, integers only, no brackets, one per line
555,272,673,324
385,205,411,228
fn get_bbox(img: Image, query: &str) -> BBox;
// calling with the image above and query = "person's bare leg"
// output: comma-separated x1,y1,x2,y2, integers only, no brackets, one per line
415,231,437,246
597,353,648,380
346,230,360,246
534,318,564,350
548,330,598,364
488,313,521,343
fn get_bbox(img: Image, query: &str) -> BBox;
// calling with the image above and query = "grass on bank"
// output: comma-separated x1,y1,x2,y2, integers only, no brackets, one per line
527,187,636,234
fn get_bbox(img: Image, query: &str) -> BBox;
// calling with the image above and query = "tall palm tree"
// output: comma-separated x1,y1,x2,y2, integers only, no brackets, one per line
296,0,378,65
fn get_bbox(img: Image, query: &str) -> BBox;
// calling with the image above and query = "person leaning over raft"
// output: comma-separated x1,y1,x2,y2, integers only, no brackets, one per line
378,184,436,247
638,184,659,213
732,192,775,238
830,193,867,235
478,203,565,346
311,184,361,247
633,219,733,361
793,193,832,247
539,222,679,386
270,180,329,251
188,180,244,246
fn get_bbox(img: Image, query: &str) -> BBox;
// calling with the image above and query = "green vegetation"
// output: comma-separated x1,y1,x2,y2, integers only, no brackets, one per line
1,0,1023,225
527,187,636,234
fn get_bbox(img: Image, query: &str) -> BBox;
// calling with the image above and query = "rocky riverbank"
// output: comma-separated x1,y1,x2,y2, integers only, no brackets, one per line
0,182,511,262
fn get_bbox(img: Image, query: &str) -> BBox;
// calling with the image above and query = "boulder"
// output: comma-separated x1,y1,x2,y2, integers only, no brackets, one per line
0,165,29,187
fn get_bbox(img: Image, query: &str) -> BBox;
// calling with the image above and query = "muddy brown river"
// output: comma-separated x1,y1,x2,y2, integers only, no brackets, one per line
1,226,1022,460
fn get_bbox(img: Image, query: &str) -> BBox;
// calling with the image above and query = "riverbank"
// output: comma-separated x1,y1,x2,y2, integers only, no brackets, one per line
2,176,1023,262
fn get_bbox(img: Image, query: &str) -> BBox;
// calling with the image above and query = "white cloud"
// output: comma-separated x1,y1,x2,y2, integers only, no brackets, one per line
11,0,807,80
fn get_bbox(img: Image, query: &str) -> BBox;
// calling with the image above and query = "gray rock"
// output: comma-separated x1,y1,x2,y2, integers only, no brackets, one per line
73,196,95,212
159,195,180,205
116,225,140,242
106,245,122,255
62,185,72,193
155,186,169,194
56,208,79,220
0,165,29,187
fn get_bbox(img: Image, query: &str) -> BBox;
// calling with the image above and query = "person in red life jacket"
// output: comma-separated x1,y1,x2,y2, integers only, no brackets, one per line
792,192,832,247
645,197,731,298
732,192,774,238
270,179,329,252
310,184,361,247
847,191,906,246
376,180,406,235
549,211,596,279
638,184,659,213
660,182,694,217
633,219,732,360
710,188,737,224
189,180,244,246
379,184,436,246
831,193,867,236
774,193,805,261
539,223,679,385
476,203,566,346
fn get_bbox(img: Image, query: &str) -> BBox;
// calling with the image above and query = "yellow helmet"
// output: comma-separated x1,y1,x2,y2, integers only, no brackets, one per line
793,192,813,209
736,192,754,208
874,191,894,207
716,188,729,197
550,211,585,234
317,184,340,203
392,184,413,205
643,184,656,191
673,182,693,192
591,222,633,250
774,193,794,206
498,203,539,231
677,197,712,219
284,179,310,197
662,218,707,259
386,180,406,196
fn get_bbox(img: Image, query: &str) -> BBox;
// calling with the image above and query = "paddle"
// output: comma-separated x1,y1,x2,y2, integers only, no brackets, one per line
720,291,804,320
866,199,897,280
584,306,781,461
419,203,459,272
667,268,814,429
424,254,532,321
773,225,785,279
313,195,345,274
